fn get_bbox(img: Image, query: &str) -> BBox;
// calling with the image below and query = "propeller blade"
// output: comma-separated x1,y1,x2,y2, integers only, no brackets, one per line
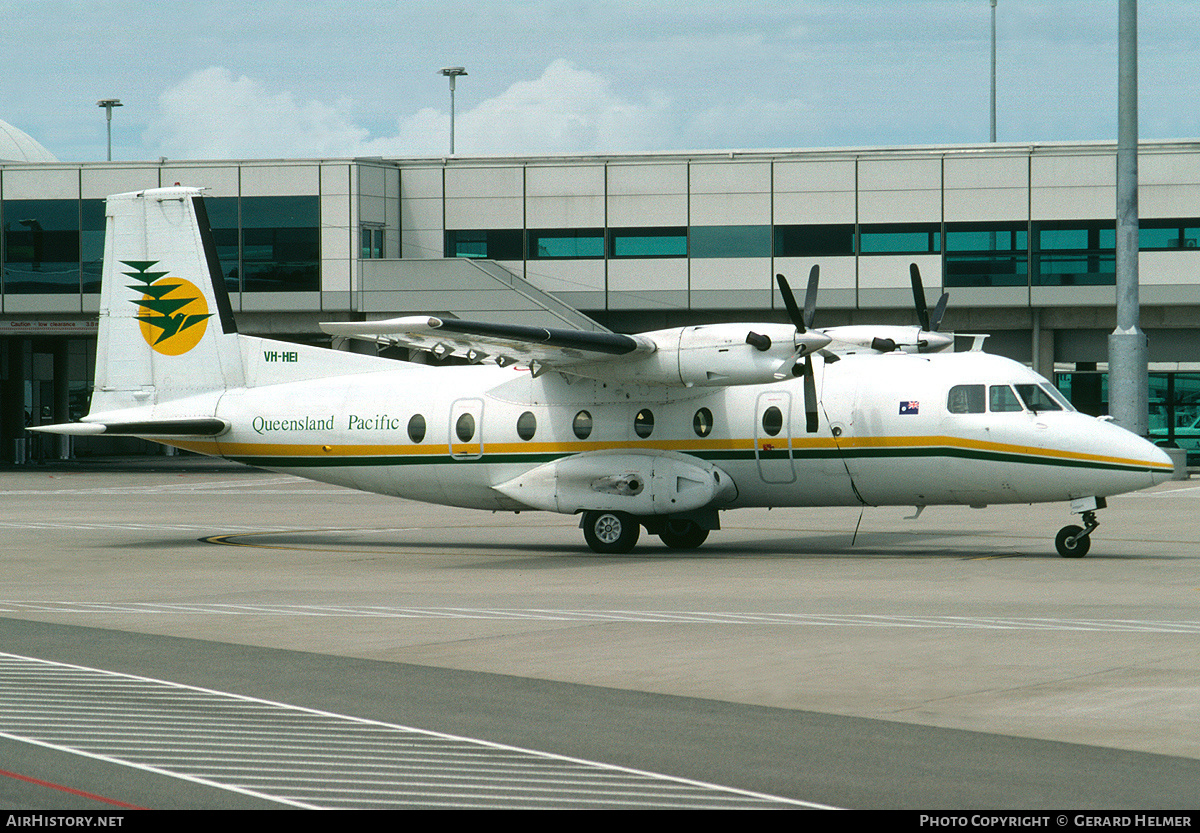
929,291,949,332
775,273,806,333
910,263,930,333
803,356,819,433
803,265,819,330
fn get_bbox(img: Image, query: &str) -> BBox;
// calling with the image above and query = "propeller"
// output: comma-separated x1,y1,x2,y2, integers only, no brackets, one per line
910,263,949,351
775,267,822,433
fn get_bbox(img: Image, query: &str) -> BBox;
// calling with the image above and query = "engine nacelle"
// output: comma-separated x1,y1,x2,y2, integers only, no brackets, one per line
574,323,828,387
823,325,953,355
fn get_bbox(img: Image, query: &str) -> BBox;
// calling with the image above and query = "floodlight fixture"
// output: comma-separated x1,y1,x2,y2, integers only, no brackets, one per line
437,67,468,154
97,99,123,161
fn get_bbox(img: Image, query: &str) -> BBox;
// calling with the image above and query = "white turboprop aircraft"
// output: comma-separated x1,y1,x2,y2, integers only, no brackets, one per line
35,187,1173,557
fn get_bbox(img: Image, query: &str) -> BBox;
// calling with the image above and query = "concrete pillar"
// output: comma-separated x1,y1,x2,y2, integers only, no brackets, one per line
1031,311,1055,380
53,341,70,459
0,340,26,463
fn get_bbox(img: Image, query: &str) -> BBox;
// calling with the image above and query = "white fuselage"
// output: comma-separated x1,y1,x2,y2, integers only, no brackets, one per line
166,350,1172,515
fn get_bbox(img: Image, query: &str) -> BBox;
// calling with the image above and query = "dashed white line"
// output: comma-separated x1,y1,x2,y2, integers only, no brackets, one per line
2,601,1197,633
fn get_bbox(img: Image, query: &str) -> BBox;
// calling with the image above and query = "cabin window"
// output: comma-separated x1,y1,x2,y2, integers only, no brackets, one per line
517,411,537,440
572,410,593,440
693,407,714,437
761,405,784,436
948,384,985,414
455,412,476,443
1015,384,1063,413
989,385,1023,412
408,414,426,443
634,409,655,438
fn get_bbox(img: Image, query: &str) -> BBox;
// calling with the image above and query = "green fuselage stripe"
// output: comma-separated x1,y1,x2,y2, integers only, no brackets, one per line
227,444,1158,474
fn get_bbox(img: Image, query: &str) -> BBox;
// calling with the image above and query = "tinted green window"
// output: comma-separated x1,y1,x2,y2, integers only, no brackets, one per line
773,224,854,257
529,229,604,259
859,223,941,254
1032,220,1115,286
361,227,383,259
445,229,523,260
945,223,1027,253
241,195,319,292
609,227,687,258
2,199,80,294
944,222,1029,287
693,407,714,437
203,197,241,293
446,230,486,258
81,199,106,294
689,225,771,258
1139,219,1200,251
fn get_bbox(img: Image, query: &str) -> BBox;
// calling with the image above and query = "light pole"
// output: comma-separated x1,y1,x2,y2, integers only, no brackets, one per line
97,99,122,162
990,0,997,142
437,67,467,154
1109,0,1147,436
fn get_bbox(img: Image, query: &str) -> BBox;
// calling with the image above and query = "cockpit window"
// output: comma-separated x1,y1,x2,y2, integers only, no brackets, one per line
948,384,985,414
1040,383,1076,411
989,385,1023,412
1015,384,1063,413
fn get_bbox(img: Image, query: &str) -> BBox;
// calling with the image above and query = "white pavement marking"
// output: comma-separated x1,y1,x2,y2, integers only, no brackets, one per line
0,653,826,810
0,476,345,496
2,602,1198,633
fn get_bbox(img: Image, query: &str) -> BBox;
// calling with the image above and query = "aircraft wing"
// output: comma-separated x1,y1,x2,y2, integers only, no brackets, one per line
321,316,656,373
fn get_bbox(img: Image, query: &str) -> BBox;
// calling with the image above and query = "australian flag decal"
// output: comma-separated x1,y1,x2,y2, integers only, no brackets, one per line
899,401,920,415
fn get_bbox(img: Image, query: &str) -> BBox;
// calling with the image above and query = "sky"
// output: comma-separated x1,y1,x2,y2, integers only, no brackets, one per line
4,0,1200,163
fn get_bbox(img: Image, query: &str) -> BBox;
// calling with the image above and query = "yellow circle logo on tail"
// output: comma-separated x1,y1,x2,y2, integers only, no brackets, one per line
123,261,213,356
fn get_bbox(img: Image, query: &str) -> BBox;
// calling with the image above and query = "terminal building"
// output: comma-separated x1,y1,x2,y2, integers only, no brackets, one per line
2,115,1199,460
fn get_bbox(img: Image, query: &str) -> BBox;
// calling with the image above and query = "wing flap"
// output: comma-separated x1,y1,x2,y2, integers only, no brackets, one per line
321,316,655,368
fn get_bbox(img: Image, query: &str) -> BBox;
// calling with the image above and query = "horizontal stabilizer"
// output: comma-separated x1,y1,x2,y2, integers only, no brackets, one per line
30,418,228,437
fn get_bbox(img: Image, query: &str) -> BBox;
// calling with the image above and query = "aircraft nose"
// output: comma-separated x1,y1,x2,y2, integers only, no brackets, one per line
1147,441,1177,485
1094,419,1176,493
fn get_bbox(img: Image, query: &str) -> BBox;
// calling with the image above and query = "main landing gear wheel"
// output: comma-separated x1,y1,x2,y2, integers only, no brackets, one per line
658,519,709,550
582,510,640,554
1055,525,1090,558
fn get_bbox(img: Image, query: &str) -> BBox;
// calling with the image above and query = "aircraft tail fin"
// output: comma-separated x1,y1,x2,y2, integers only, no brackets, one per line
91,187,245,414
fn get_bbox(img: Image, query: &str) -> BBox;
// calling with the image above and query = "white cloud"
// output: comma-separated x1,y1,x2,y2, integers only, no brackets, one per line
144,67,369,159
145,61,675,159
452,59,673,155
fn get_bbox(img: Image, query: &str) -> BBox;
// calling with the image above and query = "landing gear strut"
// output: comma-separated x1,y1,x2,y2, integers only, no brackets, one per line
1055,510,1100,558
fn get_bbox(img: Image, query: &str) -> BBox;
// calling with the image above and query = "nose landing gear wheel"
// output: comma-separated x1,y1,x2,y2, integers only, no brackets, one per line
583,510,640,554
1055,524,1090,558
658,519,710,549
